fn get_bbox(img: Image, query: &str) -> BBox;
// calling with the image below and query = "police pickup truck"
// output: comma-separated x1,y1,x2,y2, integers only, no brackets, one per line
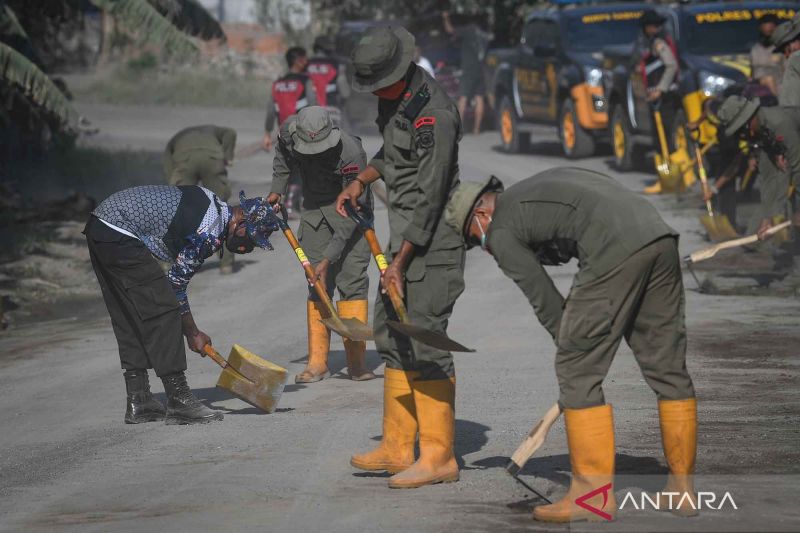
486,1,651,157
604,1,796,170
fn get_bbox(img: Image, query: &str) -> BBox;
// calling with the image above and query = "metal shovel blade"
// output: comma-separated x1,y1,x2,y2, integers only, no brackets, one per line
321,317,373,342
386,320,475,352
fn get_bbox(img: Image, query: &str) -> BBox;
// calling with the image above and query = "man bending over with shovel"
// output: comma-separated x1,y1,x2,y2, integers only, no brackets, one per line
85,186,278,425
445,168,697,522
266,106,375,383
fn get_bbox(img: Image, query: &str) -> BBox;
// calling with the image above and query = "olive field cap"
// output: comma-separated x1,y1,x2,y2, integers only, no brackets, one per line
771,18,800,51
292,106,341,155
716,95,760,137
444,176,504,249
351,26,415,92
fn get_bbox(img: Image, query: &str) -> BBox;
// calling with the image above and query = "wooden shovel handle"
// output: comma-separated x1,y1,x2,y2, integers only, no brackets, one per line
689,220,792,263
694,145,714,217
507,403,563,475
281,226,338,318
203,344,229,370
363,229,409,323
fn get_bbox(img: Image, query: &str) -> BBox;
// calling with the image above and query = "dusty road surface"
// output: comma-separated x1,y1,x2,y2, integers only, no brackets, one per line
1,104,799,533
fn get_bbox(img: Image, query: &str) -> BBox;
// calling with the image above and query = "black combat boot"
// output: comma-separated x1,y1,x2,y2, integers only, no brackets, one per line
161,372,223,425
124,369,165,424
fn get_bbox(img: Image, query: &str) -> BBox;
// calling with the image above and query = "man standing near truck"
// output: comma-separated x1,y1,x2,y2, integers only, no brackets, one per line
640,9,681,195
750,13,784,97
336,26,465,489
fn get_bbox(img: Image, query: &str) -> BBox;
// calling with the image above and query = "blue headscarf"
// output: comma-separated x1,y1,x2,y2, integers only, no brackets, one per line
239,191,281,250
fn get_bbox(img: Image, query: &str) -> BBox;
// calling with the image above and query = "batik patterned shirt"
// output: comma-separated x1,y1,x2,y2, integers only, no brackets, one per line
93,185,231,314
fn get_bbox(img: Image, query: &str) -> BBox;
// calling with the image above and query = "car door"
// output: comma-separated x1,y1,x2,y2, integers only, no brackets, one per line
513,18,549,121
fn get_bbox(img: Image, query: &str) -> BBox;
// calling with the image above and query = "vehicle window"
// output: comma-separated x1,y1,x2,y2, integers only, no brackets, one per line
523,19,545,48
539,20,560,48
563,10,644,51
681,7,795,55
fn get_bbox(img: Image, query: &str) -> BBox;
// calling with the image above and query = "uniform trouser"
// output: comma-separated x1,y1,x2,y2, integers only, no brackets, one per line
555,236,695,409
651,93,680,152
168,154,233,268
298,212,370,301
85,217,186,377
373,260,465,381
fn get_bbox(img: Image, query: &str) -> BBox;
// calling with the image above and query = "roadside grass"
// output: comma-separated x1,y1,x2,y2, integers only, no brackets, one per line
74,67,268,109
7,146,163,203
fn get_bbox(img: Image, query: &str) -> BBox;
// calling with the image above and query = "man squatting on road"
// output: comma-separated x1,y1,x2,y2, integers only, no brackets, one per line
336,26,466,489
267,106,375,384
445,168,697,522
85,185,279,425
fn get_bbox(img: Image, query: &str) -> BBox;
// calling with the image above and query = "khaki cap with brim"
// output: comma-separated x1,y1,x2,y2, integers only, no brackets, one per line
351,26,415,93
291,106,341,155
717,95,760,138
444,176,505,249
771,19,800,51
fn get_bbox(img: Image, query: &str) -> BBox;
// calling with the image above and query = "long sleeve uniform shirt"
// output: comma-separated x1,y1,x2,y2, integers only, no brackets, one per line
163,125,236,179
486,168,677,342
271,118,370,263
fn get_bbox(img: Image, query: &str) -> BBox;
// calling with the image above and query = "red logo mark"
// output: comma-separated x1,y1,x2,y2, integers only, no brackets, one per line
574,483,614,521
415,116,436,129
341,165,360,174
308,130,319,139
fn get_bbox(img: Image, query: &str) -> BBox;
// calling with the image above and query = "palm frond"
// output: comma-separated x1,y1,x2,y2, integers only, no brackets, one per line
90,0,199,58
0,41,78,128
170,0,225,41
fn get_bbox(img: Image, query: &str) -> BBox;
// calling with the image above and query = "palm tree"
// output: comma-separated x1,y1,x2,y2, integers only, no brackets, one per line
0,0,224,135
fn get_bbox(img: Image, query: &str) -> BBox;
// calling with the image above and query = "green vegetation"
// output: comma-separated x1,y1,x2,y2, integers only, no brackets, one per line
76,67,267,108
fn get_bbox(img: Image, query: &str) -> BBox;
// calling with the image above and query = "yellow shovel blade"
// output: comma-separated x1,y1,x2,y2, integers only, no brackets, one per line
216,344,288,413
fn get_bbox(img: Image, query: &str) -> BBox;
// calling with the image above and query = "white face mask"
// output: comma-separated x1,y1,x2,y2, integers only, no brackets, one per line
474,214,492,250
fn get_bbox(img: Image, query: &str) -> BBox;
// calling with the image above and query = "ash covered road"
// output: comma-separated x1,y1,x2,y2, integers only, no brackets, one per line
1,104,798,532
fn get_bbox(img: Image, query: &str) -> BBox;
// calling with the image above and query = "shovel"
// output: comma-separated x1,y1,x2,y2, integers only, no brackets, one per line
651,103,684,193
203,344,288,413
504,402,562,503
684,220,791,264
274,207,373,342
344,203,475,353
694,144,739,242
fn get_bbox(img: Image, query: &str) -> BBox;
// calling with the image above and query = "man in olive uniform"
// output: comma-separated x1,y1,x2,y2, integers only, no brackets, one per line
335,26,465,489
772,16,800,108
445,169,697,522
164,125,237,273
266,106,375,384
716,96,800,239
639,10,683,194
750,14,784,97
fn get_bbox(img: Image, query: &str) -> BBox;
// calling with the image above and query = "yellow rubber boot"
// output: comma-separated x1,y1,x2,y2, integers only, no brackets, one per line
295,300,331,384
351,368,418,473
533,404,616,522
388,377,458,488
644,181,664,194
337,300,376,381
656,398,698,517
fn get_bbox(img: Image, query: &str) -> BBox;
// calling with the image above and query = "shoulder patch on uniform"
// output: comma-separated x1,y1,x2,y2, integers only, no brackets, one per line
415,116,436,129
341,165,360,174
416,127,435,150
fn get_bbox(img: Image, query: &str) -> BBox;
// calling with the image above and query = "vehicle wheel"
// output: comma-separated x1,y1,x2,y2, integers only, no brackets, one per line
611,105,637,171
559,98,595,158
498,96,527,153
